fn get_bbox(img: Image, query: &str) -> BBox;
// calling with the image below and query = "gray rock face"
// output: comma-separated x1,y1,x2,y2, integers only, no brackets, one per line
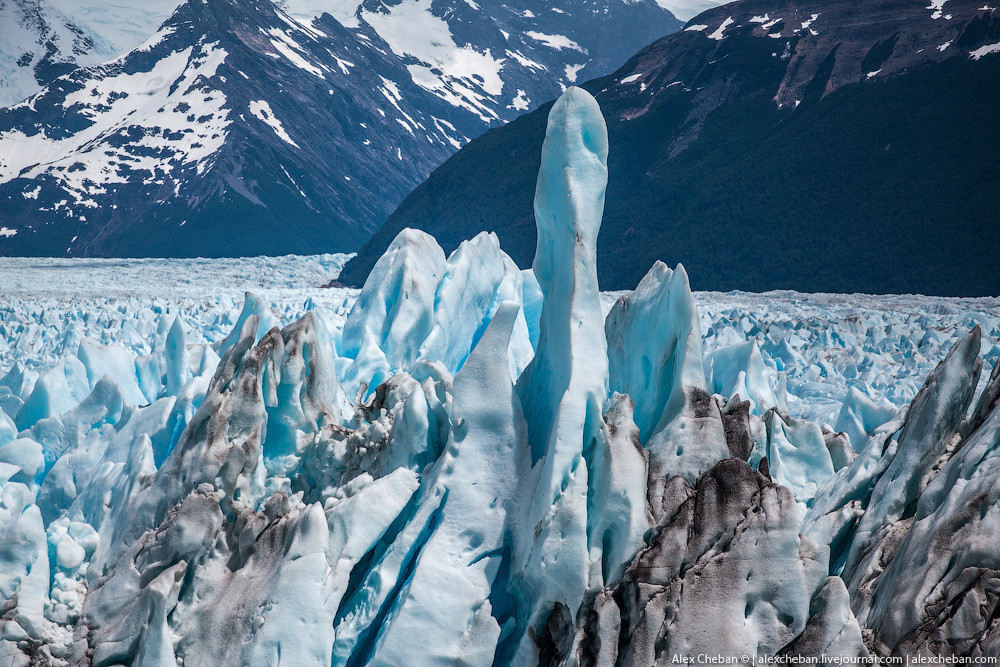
573,458,854,664
565,325,998,664
795,327,1000,658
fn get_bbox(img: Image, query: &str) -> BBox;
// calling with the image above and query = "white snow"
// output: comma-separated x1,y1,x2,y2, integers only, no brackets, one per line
0,42,230,203
707,17,734,40
510,89,530,111
970,41,1000,58
360,0,505,122
927,0,949,19
282,0,361,24
268,27,326,77
801,13,820,30
249,100,299,148
504,49,544,70
525,31,587,53
47,0,183,57
564,63,585,82
0,0,105,106
656,0,727,21
333,56,354,75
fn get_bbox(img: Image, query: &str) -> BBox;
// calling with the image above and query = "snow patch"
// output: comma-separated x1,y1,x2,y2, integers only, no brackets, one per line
707,17,734,40
927,0,949,19
564,63,585,82
656,0,729,21
0,43,230,200
268,28,326,77
511,89,529,111
970,41,1000,58
361,0,505,122
525,31,587,53
505,49,544,70
249,100,299,148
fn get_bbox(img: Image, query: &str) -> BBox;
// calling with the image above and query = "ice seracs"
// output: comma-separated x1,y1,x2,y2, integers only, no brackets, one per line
606,261,731,496
362,302,526,665
339,229,533,398
1,86,999,665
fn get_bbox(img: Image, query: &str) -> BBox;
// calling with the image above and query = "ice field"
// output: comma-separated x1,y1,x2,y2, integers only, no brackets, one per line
3,255,997,438
2,88,999,664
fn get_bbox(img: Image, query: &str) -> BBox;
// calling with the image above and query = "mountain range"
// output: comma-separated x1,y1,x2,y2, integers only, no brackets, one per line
339,0,1000,296
0,0,681,257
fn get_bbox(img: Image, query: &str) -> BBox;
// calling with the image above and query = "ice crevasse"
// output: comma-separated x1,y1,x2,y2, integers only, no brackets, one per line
1,87,998,665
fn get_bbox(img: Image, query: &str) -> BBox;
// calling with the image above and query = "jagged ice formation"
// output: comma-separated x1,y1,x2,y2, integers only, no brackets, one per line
1,87,999,666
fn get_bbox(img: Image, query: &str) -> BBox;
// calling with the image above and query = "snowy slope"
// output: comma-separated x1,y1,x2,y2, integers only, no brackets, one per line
653,0,726,21
44,0,183,56
0,0,105,107
1,88,999,664
343,0,681,123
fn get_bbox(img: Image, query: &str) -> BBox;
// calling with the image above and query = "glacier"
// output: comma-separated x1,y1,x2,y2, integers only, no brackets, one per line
1,87,999,665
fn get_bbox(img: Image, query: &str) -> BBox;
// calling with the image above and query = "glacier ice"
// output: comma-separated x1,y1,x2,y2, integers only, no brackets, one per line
340,229,533,399
507,86,615,664
0,87,999,664
361,302,524,665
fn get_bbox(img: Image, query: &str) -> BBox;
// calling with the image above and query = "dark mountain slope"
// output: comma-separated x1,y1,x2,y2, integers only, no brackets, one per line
339,0,1000,296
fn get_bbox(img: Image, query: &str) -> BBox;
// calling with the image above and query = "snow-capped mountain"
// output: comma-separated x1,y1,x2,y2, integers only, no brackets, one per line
0,0,480,257
339,0,682,123
0,0,106,108
0,0,681,258
340,0,1000,297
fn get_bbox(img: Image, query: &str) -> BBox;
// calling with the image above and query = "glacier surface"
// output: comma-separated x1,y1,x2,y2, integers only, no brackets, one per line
1,88,999,665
